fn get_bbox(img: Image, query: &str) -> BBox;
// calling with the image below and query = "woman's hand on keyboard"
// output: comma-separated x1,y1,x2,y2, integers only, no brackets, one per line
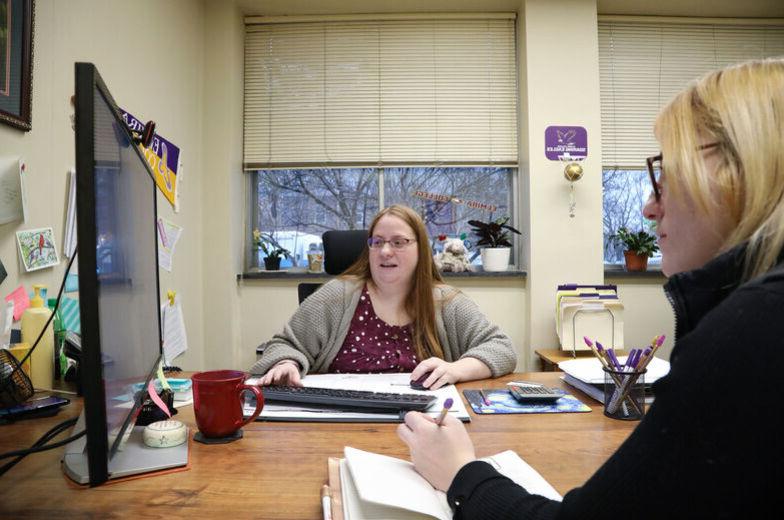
260,360,303,387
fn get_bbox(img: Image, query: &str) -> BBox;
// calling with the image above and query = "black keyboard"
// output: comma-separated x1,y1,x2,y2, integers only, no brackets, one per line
261,386,437,412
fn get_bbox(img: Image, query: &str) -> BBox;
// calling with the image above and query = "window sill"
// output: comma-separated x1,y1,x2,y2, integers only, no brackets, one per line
604,264,666,279
237,268,527,281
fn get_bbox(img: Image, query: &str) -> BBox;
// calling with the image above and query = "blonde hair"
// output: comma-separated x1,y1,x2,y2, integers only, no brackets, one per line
655,58,784,280
341,205,446,361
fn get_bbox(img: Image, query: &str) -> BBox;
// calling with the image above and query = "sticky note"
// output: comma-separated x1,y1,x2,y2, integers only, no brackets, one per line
65,273,79,293
5,285,30,320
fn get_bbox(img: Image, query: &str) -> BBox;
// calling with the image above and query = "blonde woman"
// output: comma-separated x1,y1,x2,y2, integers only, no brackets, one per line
251,205,516,388
398,59,784,518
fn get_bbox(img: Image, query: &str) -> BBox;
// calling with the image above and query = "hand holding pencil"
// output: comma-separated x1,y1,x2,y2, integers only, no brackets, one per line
397,403,476,492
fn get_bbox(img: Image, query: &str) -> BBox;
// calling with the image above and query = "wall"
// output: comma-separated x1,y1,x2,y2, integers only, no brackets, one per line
520,0,605,365
0,0,206,372
200,0,245,371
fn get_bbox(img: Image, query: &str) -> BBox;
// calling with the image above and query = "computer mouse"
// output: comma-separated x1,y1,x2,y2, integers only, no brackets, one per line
410,372,432,390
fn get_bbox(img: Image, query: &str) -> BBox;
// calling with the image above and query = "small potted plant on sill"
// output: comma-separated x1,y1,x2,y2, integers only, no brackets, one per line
252,229,291,271
612,227,659,272
467,216,522,272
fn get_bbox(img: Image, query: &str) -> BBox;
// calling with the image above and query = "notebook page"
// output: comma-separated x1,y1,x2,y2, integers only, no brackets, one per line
340,459,435,520
482,451,562,501
345,447,451,520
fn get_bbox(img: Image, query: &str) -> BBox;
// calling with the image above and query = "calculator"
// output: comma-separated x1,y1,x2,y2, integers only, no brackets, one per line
507,383,564,402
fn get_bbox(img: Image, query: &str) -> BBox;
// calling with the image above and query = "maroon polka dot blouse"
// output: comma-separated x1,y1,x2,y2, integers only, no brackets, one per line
328,285,418,373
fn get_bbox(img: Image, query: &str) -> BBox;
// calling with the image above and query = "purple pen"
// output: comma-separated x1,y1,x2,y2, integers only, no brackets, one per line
624,349,637,370
583,336,594,348
629,349,641,370
436,398,454,426
595,341,604,353
606,348,622,370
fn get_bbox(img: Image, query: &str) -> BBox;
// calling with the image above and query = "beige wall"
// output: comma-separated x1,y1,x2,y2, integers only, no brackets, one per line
10,0,757,376
0,0,207,368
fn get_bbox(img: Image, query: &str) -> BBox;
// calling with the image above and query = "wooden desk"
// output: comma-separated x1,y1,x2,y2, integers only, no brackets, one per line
535,349,627,371
535,348,594,371
0,373,637,519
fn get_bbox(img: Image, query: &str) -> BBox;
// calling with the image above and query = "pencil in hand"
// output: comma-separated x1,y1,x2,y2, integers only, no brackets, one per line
436,398,454,426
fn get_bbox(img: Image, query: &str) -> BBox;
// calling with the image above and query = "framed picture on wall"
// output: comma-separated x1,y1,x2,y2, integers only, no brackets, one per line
0,0,34,131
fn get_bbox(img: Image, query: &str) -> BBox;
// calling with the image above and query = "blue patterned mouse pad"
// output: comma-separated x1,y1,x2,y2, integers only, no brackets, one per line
463,389,591,414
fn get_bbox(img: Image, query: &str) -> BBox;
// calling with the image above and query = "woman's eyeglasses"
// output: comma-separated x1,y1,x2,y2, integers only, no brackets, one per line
646,142,721,202
367,237,416,250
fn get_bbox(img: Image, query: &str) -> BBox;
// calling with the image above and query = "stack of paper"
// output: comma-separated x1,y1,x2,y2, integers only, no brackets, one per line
556,284,623,352
558,356,670,403
334,447,561,520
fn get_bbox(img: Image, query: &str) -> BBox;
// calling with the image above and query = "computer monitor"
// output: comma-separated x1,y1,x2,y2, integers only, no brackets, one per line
62,62,188,486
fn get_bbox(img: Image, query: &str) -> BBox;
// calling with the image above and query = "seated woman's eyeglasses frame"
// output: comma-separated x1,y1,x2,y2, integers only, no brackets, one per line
646,142,721,202
367,237,417,250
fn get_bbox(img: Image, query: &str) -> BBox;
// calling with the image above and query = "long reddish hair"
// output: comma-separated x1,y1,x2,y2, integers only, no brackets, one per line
342,205,445,360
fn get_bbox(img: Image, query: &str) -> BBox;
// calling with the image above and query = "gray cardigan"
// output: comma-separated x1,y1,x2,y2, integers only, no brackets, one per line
250,278,517,377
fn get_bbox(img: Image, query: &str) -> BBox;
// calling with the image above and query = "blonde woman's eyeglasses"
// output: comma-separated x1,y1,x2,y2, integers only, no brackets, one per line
646,142,721,202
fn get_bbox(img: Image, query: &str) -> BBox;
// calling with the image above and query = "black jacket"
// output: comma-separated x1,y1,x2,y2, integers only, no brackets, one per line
447,246,784,519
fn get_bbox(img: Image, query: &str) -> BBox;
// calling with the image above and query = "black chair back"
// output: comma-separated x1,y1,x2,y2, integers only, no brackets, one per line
297,229,368,304
323,230,368,274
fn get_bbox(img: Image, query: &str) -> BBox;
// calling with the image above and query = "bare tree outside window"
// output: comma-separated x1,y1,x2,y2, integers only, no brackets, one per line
602,169,660,264
251,167,514,269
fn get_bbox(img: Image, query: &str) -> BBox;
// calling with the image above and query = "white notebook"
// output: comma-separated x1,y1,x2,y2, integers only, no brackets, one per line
339,446,562,520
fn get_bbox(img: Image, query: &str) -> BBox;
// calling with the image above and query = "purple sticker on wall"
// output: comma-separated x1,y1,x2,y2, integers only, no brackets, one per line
545,126,587,160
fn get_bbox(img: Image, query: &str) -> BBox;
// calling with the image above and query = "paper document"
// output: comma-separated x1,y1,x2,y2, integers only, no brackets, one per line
157,218,183,272
0,157,27,225
161,295,188,364
339,447,560,520
244,373,470,423
63,169,77,258
558,356,670,384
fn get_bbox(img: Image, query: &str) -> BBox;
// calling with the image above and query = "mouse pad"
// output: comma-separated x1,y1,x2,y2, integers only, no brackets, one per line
463,389,591,414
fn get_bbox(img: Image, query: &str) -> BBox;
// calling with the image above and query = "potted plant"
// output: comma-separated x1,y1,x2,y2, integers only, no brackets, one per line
612,227,659,272
252,229,291,271
467,216,522,272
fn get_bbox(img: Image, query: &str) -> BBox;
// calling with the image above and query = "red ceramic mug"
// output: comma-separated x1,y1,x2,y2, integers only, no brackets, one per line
191,370,263,438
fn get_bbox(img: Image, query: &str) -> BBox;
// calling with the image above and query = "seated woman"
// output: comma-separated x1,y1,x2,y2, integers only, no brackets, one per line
397,58,784,518
250,204,517,389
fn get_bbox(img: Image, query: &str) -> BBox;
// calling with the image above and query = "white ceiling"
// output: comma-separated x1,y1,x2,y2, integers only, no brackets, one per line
236,0,784,18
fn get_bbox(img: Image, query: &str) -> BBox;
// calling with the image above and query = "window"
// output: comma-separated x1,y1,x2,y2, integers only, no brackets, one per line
599,20,784,264
250,167,514,269
243,14,519,271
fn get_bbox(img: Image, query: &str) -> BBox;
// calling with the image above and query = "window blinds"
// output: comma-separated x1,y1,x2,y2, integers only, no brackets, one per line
244,16,518,169
599,22,784,169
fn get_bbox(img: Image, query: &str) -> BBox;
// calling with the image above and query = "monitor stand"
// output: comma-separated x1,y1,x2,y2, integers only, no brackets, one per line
62,412,189,485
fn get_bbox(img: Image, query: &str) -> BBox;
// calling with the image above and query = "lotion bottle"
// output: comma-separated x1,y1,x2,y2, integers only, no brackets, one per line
21,285,54,390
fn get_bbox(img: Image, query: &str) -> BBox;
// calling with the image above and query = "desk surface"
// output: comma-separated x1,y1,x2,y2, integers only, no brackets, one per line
0,373,637,519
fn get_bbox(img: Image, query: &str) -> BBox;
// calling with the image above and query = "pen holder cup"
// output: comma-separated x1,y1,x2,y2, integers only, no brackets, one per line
602,367,646,421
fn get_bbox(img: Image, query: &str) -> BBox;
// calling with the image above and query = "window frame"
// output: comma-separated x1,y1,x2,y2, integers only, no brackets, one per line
247,166,521,273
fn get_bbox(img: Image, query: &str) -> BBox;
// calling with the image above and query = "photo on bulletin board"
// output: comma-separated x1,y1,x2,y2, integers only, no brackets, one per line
16,227,59,272
0,0,35,131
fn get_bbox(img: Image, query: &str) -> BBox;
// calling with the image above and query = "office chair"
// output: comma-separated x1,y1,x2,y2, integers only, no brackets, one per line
297,229,368,304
